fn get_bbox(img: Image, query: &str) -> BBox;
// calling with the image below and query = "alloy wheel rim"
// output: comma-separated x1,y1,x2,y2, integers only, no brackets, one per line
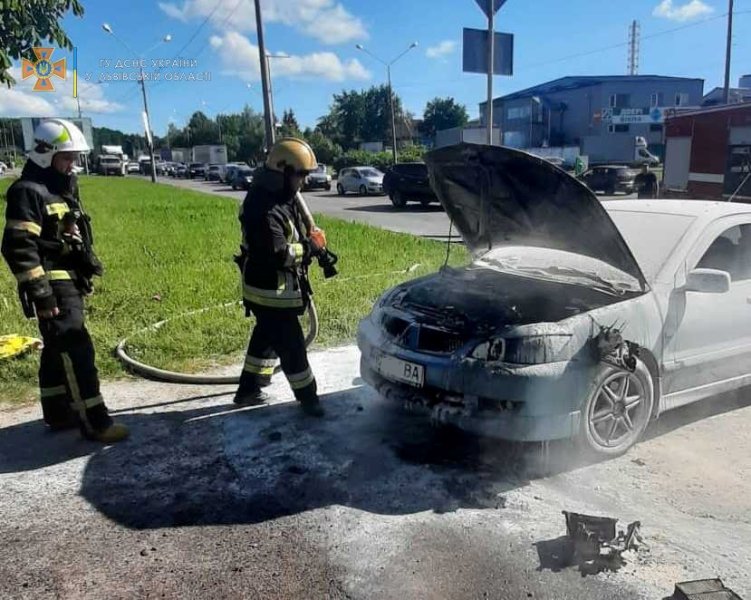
588,371,647,449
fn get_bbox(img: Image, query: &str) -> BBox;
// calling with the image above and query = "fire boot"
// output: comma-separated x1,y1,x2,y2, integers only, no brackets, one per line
86,422,130,444
233,387,271,406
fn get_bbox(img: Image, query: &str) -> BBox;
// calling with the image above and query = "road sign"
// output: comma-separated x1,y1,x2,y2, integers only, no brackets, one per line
473,0,508,18
462,28,513,76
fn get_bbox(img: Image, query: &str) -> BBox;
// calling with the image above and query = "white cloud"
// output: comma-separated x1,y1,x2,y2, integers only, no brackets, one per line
159,0,367,44
652,0,713,21
0,67,124,118
209,31,370,82
426,40,457,59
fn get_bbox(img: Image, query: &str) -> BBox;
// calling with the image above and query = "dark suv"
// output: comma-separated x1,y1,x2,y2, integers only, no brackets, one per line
578,165,636,195
188,163,207,179
382,162,438,208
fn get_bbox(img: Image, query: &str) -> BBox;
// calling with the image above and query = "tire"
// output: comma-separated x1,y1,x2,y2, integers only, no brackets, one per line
325,184,331,191
605,184,616,195
359,184,368,196
337,183,345,196
391,191,406,208
420,197,432,208
576,359,654,457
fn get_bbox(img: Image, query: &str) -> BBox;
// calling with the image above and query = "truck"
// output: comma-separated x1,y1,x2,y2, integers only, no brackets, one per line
96,145,127,176
191,145,227,165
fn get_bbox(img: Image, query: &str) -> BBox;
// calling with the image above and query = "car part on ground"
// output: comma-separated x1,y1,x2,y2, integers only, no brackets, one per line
558,511,642,575
670,579,744,600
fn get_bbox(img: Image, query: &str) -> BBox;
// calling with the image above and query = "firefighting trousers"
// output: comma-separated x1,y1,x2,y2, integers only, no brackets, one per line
239,307,317,402
37,291,113,433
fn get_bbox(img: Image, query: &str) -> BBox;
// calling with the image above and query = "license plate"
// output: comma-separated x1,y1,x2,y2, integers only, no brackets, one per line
374,353,424,387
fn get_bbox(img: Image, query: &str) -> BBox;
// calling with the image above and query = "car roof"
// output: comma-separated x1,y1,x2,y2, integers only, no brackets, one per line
605,199,751,222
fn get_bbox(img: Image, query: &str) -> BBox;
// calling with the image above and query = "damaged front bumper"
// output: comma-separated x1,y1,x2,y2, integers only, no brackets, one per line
357,318,594,442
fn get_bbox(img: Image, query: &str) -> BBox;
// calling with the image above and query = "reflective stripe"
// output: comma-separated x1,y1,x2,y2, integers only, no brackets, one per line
40,385,67,398
48,270,74,281
45,203,70,218
14,266,45,282
61,352,92,434
283,243,304,267
5,220,42,236
287,367,314,390
243,355,276,376
81,394,105,409
243,270,303,308
243,292,304,308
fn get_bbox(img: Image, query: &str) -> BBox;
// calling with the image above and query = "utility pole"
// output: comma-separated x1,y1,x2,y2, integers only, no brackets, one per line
628,20,640,76
254,0,276,150
723,0,734,104
76,93,89,174
486,0,495,144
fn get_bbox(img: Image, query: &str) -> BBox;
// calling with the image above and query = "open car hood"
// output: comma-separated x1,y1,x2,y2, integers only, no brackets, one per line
424,144,648,291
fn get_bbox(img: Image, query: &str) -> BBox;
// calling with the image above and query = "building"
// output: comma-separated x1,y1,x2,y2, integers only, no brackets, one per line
435,126,501,148
702,75,751,107
663,103,751,201
479,75,704,163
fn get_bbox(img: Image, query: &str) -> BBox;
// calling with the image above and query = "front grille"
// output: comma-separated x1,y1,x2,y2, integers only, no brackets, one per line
382,314,410,340
417,326,464,354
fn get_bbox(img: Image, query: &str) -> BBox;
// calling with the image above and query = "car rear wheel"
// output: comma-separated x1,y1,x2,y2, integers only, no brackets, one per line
420,197,432,208
359,184,368,196
391,191,406,208
577,359,654,457
337,183,345,196
325,183,331,191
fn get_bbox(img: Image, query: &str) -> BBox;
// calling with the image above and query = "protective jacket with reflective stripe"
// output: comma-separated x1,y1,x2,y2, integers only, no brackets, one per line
239,169,313,314
1,161,101,312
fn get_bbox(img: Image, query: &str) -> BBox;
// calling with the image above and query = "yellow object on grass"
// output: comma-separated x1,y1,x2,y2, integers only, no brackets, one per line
0,335,42,360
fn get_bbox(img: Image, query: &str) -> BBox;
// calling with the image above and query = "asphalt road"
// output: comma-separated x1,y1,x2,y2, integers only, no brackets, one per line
2,346,748,599
138,174,636,241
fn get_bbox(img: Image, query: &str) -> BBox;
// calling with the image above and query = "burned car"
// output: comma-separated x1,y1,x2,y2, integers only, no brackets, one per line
358,143,751,456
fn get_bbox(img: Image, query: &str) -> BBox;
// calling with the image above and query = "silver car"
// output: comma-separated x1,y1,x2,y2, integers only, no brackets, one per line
358,144,751,456
336,166,384,196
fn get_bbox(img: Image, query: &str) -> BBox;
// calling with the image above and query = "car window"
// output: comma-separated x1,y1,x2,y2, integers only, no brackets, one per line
360,168,381,177
696,225,751,281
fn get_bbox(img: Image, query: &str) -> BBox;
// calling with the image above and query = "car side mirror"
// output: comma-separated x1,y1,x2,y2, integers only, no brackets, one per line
685,268,731,294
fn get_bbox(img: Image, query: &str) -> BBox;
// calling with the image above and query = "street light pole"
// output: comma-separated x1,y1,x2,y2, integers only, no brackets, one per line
723,0,734,104
102,23,170,182
356,41,418,164
254,0,275,150
75,93,90,174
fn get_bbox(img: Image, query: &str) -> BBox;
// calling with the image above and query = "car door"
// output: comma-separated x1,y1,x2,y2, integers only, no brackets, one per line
347,170,361,192
663,219,751,395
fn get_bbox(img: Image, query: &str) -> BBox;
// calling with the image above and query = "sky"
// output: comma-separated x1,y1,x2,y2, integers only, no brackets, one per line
1,0,750,137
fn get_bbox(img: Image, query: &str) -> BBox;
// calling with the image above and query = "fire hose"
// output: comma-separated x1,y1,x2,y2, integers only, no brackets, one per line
115,191,334,384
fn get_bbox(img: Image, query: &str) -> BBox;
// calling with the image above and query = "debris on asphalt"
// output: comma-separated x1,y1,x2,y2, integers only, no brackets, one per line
671,578,744,600
560,511,642,573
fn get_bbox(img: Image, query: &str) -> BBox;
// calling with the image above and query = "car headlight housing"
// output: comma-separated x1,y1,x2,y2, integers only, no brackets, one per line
470,334,575,364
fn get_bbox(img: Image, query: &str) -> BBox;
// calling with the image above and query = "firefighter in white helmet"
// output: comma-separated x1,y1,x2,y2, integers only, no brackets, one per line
1,119,129,442
235,137,326,416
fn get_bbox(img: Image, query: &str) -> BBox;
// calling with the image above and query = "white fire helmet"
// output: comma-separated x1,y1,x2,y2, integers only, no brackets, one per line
28,118,90,169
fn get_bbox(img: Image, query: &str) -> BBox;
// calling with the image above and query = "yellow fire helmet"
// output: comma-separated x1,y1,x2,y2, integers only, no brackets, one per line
0,334,42,360
265,137,317,174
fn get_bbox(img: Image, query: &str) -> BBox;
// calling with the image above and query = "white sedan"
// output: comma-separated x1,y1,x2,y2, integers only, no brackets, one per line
336,166,384,196
358,144,751,456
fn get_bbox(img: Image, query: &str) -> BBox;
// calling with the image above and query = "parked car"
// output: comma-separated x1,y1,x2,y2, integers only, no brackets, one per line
358,144,751,457
175,163,188,178
382,162,438,208
303,163,332,191
188,162,207,179
223,163,245,184
231,166,255,191
127,161,140,174
205,164,223,181
0,161,7,174
579,165,636,195
336,166,384,196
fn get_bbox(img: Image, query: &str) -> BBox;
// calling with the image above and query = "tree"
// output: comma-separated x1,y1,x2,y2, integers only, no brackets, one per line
304,130,341,165
1,0,85,87
316,85,406,151
279,109,301,138
420,97,469,140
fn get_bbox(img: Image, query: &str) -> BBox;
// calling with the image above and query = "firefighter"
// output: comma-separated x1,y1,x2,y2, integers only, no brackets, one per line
1,119,129,443
235,137,325,417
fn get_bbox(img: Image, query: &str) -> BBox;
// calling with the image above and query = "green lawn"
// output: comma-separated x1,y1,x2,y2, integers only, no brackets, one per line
0,176,467,403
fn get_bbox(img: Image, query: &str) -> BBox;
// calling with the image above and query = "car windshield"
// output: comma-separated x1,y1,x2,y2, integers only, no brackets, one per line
606,209,696,280
314,165,326,173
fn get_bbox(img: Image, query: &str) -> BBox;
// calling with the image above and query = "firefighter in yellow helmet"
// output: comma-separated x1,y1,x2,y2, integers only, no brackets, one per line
234,137,326,416
1,119,128,442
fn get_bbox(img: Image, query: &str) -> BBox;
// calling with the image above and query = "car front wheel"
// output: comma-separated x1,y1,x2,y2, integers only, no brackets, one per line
337,183,345,196
577,359,654,457
359,184,368,196
391,191,406,208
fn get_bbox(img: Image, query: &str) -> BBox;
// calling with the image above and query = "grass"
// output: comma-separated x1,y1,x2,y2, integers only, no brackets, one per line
0,176,467,404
